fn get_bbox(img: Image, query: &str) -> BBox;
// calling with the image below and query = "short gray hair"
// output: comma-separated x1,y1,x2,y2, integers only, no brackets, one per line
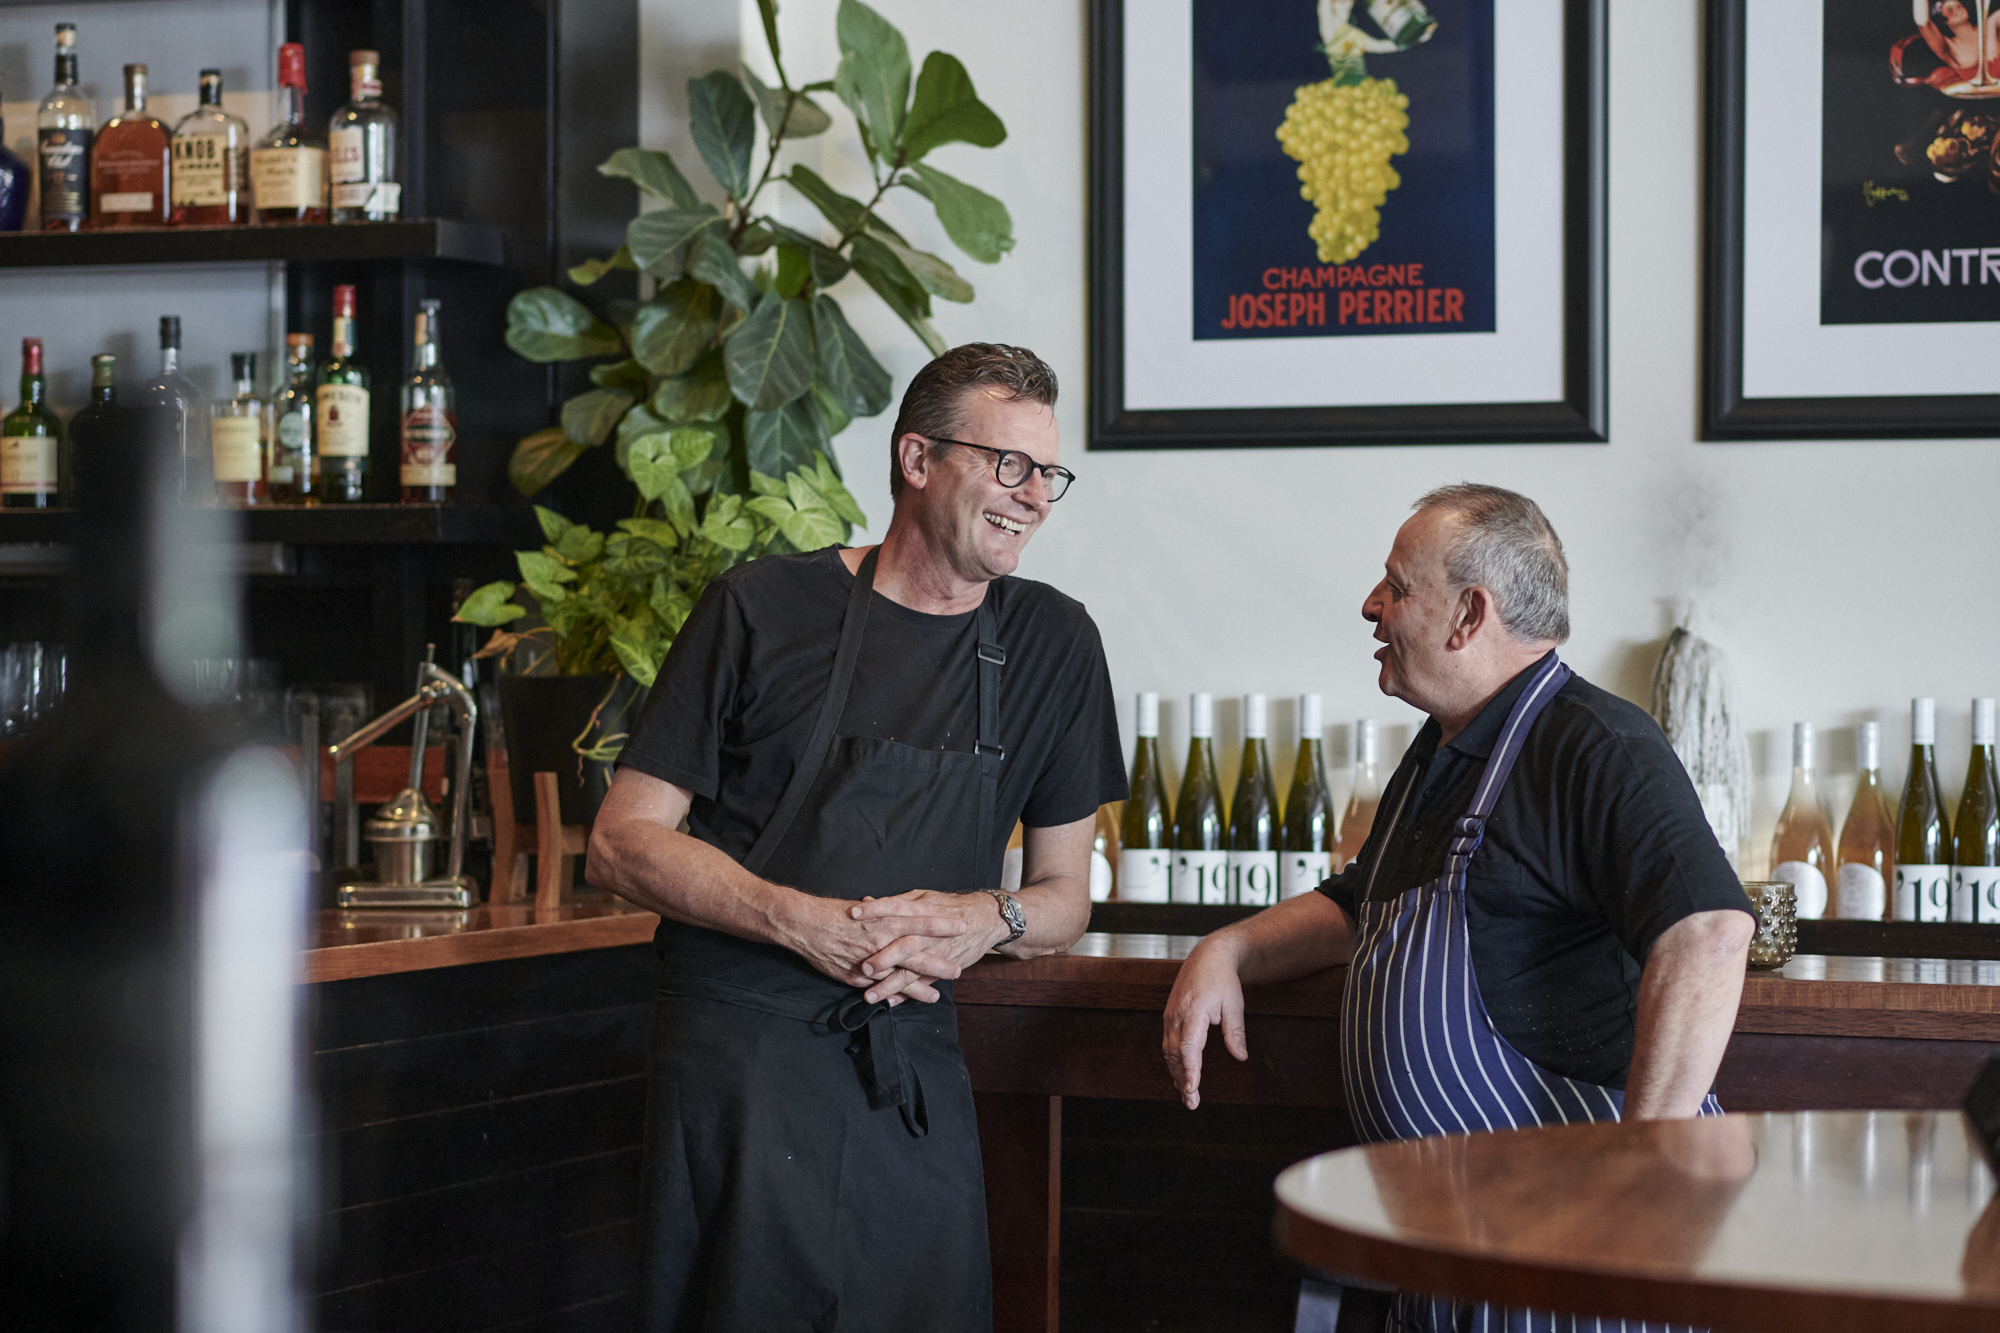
1412,484,1570,644
888,343,1059,498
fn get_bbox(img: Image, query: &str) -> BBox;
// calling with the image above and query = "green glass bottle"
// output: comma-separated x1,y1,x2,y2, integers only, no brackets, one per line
2,338,63,508
315,283,370,503
1227,693,1279,907
1953,698,2000,924
1117,691,1172,902
1281,692,1336,898
1171,692,1226,905
1894,697,1952,922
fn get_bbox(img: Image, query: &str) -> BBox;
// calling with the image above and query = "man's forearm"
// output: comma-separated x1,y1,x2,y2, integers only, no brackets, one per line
1623,908,1755,1120
589,814,807,948
999,817,1098,959
1203,890,1357,984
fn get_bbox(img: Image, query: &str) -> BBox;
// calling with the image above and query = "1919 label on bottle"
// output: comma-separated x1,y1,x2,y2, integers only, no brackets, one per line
1281,851,1332,899
210,417,262,483
1894,864,1951,922
316,384,369,456
250,146,325,209
1170,850,1229,905
1772,861,1828,919
1956,867,2000,924
1228,850,1279,907
172,134,244,206
1,436,56,493
1836,863,1887,920
1118,849,1170,903
37,128,90,217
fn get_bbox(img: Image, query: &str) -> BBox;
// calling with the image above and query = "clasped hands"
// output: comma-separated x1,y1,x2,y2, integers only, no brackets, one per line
794,888,1009,1007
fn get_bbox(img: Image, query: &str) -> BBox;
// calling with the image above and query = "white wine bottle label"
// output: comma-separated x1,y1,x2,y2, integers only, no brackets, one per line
332,181,401,214
1836,863,1887,920
1170,850,1229,905
1118,849,1170,903
1895,865,1951,922
1963,867,2000,924
1,435,57,493
317,384,370,457
172,134,238,206
1771,861,1828,920
251,146,326,210
1228,850,1279,907
1281,850,1332,899
210,417,262,483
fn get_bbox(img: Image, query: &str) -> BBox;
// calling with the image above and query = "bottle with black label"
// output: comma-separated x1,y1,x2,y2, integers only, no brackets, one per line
1281,692,1335,898
1894,697,1952,922
1227,693,1279,907
36,24,93,232
1117,691,1171,903
1171,692,1227,905
1954,698,2000,924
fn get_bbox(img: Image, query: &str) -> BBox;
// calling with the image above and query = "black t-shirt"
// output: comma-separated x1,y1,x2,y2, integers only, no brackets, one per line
619,546,1129,885
1318,656,1754,1088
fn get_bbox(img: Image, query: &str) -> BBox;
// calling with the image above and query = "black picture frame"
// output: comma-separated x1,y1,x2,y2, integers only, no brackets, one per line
1086,0,1608,452
1702,0,2000,440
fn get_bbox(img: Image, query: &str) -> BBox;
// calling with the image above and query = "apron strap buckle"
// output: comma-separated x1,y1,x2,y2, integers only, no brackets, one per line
977,642,1007,666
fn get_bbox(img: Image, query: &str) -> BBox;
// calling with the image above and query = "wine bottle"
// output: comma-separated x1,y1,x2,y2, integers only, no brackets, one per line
1090,804,1117,903
1954,698,2000,924
1171,692,1227,905
1117,691,1172,903
316,284,370,502
1335,718,1381,870
1769,722,1833,919
1894,698,1952,923
3,338,62,509
1835,721,1895,920
1281,693,1335,898
1227,693,1279,907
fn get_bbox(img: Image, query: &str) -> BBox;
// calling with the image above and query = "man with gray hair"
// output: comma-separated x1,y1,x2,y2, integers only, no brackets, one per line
1163,484,1755,1332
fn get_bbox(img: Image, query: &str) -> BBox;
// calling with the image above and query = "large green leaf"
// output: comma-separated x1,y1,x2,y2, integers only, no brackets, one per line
875,233,973,303
560,388,634,447
745,398,828,478
535,506,575,544
725,293,816,411
808,380,851,441
698,494,758,551
848,233,948,355
651,351,733,422
626,206,722,278
626,434,699,533
904,162,1014,264
617,516,681,550
834,0,911,158
603,532,671,576
772,245,812,299
688,71,758,200
552,524,604,564
902,52,1006,162
631,281,719,377
688,228,761,313
453,581,526,627
569,246,637,286
517,550,577,605
742,64,833,140
812,450,869,527
598,147,701,209
787,165,868,235
590,357,652,400
505,288,624,363
616,404,671,463
510,426,590,496
810,294,892,418
762,220,851,289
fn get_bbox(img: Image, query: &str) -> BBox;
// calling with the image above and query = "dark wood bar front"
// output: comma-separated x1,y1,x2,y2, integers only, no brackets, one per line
300,917,2000,1331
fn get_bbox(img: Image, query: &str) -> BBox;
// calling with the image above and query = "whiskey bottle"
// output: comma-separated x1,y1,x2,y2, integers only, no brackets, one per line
270,334,316,503
210,353,268,506
0,72,30,231
330,51,401,222
316,285,370,501
91,64,172,228
2,339,62,508
139,316,207,500
400,301,455,503
251,43,327,225
36,24,93,232
170,70,251,226
74,353,119,429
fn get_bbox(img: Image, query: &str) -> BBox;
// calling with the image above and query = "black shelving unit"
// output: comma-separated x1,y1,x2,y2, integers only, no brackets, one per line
0,220,505,268
0,504,538,547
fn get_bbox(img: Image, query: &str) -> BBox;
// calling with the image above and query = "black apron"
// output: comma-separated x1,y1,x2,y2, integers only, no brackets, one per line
637,549,1007,1333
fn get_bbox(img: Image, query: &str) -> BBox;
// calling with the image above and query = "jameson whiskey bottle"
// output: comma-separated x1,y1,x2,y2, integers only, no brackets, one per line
3,339,62,508
1117,692,1172,903
399,300,455,503
37,24,93,232
316,284,370,502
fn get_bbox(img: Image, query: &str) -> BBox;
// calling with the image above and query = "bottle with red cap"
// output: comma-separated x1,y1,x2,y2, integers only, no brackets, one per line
315,284,370,501
251,43,327,224
3,339,63,508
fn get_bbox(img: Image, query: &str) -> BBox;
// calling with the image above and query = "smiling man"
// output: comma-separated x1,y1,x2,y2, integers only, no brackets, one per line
1162,484,1756,1333
589,344,1126,1332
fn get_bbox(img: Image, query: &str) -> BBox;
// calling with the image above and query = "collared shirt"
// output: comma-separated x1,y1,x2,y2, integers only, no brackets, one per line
1319,654,1754,1088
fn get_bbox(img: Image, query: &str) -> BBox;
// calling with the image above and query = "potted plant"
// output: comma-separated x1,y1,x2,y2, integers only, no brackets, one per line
456,0,1014,823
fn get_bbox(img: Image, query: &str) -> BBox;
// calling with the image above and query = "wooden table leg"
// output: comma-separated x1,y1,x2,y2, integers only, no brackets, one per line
976,1091,1061,1333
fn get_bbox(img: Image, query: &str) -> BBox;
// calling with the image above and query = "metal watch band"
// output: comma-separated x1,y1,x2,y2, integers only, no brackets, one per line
984,888,1026,946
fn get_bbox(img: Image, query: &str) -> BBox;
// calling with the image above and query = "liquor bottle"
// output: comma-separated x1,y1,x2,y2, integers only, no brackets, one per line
270,334,316,503
1281,692,1335,898
1117,691,1172,903
1894,698,1952,922
1227,693,1280,907
316,285,370,502
1954,698,2000,924
330,50,401,222
1335,718,1382,870
170,69,251,226
37,24,93,232
91,64,172,228
0,72,30,231
1171,692,1227,905
1835,721,1895,920
74,353,119,429
3,339,62,508
252,43,327,225
139,316,207,498
1769,722,1833,919
399,300,456,503
210,353,267,506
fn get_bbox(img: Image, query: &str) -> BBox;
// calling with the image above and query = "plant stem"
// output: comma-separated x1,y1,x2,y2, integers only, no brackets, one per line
834,154,904,250
733,94,798,243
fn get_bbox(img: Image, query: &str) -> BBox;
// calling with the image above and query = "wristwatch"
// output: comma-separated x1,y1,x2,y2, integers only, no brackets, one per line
984,888,1026,946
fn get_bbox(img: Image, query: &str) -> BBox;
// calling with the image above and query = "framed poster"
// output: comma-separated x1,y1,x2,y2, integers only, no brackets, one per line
1087,0,1607,451
1705,0,2000,439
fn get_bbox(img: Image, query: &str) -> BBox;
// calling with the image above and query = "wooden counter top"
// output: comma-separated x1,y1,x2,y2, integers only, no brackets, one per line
304,901,659,983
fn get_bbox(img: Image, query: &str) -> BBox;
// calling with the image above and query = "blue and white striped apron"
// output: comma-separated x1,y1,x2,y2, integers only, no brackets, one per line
1334,654,1719,1333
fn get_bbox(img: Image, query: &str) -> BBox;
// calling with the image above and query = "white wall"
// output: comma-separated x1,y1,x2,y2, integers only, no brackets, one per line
637,1,2000,871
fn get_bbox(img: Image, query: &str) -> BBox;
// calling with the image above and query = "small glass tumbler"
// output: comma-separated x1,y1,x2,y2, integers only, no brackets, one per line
1740,880,1799,969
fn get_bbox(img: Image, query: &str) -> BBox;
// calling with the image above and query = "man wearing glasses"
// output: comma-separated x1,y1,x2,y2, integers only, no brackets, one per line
590,343,1125,1331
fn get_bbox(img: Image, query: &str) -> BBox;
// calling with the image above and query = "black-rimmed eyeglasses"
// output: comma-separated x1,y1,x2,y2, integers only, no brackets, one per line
928,437,1075,502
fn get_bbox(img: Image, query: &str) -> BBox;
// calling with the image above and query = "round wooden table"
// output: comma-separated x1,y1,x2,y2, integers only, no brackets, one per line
1275,1111,2000,1331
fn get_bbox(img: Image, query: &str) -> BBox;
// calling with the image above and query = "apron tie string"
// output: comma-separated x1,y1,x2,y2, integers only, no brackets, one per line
832,993,931,1138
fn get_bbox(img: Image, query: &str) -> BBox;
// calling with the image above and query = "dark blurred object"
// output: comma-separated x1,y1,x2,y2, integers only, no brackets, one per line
1967,1056,2000,1175
1895,109,2000,185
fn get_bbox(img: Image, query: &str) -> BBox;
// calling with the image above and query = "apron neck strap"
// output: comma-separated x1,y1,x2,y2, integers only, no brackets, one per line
974,591,1005,883
1446,653,1571,865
